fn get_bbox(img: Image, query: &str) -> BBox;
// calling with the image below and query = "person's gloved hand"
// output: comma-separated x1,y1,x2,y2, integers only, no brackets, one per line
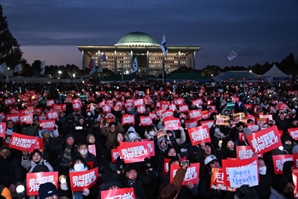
117,157,125,171
235,184,249,198
82,188,90,196
144,157,152,168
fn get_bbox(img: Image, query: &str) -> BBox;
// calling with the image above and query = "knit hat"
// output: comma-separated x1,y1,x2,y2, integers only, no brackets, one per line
243,128,252,138
40,129,53,137
38,182,58,199
66,113,74,120
65,133,75,141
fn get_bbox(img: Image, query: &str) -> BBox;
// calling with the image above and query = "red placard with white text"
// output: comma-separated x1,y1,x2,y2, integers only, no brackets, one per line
200,120,214,129
288,127,298,140
69,168,98,191
161,110,173,119
52,104,66,112
122,114,135,125
222,156,259,188
0,122,6,137
72,100,82,111
179,105,189,113
46,100,55,107
34,138,44,152
139,116,153,126
188,110,202,120
272,155,293,175
111,148,120,163
163,117,181,130
187,126,211,145
170,163,200,185
118,142,150,163
6,114,20,124
9,133,38,152
134,99,143,107
293,169,298,198
19,114,33,124
26,172,58,196
101,188,136,199
88,145,96,157
39,120,56,130
46,111,59,120
246,125,281,154
174,98,184,105
294,154,298,169
185,119,198,129
210,168,236,192
163,158,171,175
236,146,254,160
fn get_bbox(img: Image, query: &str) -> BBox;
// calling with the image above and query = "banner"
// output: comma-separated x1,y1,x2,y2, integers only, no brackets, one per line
236,146,254,160
222,156,258,188
26,172,58,196
163,117,181,130
139,116,153,126
246,125,281,154
0,122,6,137
101,188,136,199
122,114,135,125
187,126,211,145
210,168,236,192
272,155,293,175
69,167,98,191
170,163,200,185
9,133,38,152
288,127,298,140
118,142,150,163
39,120,56,130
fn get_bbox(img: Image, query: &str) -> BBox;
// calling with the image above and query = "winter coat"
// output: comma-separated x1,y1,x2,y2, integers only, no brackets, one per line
21,157,53,173
100,124,124,149
0,155,23,187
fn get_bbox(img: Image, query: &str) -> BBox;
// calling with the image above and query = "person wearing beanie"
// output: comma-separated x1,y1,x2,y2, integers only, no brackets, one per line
38,182,58,199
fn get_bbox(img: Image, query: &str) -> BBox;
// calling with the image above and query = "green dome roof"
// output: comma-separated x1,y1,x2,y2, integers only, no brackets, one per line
115,32,160,46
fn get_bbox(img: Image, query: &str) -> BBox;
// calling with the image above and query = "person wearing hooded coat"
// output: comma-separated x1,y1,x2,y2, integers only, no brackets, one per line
21,149,53,173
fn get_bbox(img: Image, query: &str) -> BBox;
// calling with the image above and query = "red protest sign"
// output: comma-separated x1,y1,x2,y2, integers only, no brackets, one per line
247,124,259,132
118,142,150,164
189,110,202,120
111,148,120,163
34,108,42,115
101,188,136,199
236,146,254,160
170,163,200,185
139,116,153,126
246,125,282,154
161,110,174,119
134,99,143,107
163,158,171,175
288,127,298,140
88,144,96,157
200,120,214,129
19,114,33,124
174,98,184,105
5,98,15,105
46,111,58,120
222,156,259,188
69,167,98,191
163,117,181,130
46,99,55,107
136,105,146,114
102,105,111,113
122,114,135,125
192,98,203,106
185,119,198,129
52,104,66,112
293,169,298,198
143,140,155,157
179,105,189,113
34,138,44,152
188,126,211,146
294,154,298,169
0,122,6,137
39,120,56,130
26,172,58,196
272,155,293,175
210,168,236,192
6,114,20,124
9,133,38,152
72,100,82,111
168,103,177,111
149,112,157,120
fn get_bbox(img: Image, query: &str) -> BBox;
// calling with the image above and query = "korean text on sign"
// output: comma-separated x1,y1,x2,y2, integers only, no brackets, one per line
26,172,58,196
69,167,98,191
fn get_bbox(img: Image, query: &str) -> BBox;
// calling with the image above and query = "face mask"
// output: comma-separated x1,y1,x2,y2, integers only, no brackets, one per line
80,149,88,156
74,163,85,171
259,166,267,175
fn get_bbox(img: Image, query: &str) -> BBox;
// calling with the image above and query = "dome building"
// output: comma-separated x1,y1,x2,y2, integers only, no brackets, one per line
77,32,200,76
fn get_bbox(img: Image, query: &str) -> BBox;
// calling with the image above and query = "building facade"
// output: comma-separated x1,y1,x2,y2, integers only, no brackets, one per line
77,32,200,76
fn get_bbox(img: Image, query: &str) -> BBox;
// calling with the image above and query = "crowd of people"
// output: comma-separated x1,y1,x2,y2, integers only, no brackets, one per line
0,80,298,199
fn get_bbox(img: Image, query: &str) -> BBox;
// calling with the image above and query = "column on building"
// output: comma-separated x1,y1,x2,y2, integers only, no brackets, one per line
97,50,101,66
146,51,149,75
114,50,117,73
192,51,196,69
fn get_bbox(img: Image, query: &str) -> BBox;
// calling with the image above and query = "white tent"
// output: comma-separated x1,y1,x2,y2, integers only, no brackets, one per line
262,64,291,82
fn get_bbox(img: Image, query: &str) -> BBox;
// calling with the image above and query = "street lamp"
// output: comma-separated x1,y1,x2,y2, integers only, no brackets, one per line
58,70,62,79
